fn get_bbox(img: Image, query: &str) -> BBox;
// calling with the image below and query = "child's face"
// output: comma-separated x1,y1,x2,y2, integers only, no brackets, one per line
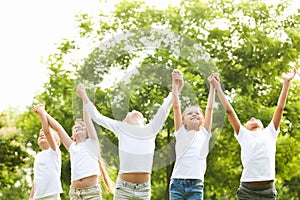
37,129,49,150
37,129,60,149
182,107,204,128
123,110,145,126
72,122,88,142
246,117,264,130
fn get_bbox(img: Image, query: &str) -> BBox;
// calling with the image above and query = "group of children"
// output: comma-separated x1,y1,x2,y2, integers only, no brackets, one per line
29,67,297,200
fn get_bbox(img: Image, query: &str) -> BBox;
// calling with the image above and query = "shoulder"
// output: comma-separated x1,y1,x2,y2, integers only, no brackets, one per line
265,121,280,135
174,125,186,136
234,125,248,139
200,127,212,137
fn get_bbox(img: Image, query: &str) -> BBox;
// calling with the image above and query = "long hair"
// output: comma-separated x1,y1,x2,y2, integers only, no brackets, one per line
98,157,115,194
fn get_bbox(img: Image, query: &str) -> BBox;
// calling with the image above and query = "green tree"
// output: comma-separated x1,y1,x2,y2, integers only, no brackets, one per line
11,0,300,199
0,109,30,199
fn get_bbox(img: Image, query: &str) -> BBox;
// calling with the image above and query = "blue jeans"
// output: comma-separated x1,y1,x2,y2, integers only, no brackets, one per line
169,179,204,200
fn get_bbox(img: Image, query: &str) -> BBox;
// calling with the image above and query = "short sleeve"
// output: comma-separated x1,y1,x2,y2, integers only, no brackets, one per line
267,121,280,138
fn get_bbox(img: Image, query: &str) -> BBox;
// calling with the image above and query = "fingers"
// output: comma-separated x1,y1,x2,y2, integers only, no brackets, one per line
208,73,220,83
76,84,86,97
32,103,45,113
172,69,183,80
283,67,297,81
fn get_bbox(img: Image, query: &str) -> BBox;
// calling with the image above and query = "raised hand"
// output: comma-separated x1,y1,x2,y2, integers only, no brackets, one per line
208,73,220,89
172,69,184,93
32,104,45,114
283,67,297,82
77,84,86,99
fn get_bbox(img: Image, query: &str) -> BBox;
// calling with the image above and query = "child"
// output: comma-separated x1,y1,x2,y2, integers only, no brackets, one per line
76,69,180,200
30,104,63,200
39,91,114,199
209,67,296,199
169,69,216,200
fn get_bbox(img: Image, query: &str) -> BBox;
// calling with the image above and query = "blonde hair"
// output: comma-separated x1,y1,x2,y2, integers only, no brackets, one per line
182,105,204,119
182,105,204,126
98,157,115,194
40,128,60,146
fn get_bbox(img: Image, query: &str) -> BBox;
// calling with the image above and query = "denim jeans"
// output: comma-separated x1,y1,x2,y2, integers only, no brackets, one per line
237,182,277,200
69,184,102,200
114,177,151,200
169,179,204,200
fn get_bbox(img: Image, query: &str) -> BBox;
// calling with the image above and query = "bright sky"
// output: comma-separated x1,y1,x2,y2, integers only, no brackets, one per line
0,0,181,112
0,0,101,112
0,0,298,112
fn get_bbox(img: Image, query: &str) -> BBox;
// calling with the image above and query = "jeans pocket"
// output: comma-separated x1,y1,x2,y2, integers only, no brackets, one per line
194,180,204,188
272,188,277,197
116,184,122,190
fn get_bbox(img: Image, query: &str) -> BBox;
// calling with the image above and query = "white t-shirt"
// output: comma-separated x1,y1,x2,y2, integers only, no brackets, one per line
234,121,279,182
171,126,211,181
33,148,62,199
69,138,101,182
85,93,172,174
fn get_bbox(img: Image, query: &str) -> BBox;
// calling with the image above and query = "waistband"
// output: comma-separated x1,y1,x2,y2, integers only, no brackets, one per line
171,178,204,186
241,181,274,191
70,184,101,192
116,177,150,190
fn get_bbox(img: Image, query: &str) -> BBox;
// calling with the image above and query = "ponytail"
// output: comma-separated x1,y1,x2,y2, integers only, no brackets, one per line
98,158,115,194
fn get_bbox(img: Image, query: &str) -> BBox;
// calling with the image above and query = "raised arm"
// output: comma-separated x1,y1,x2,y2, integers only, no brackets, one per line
33,104,57,151
29,182,34,200
45,111,73,150
203,73,216,133
77,84,119,134
209,74,241,134
272,67,296,130
77,84,98,140
172,69,184,131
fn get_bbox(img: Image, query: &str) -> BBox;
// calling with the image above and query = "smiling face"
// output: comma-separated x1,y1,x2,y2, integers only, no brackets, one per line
37,128,60,150
182,106,204,131
246,117,264,131
123,110,145,126
72,121,88,143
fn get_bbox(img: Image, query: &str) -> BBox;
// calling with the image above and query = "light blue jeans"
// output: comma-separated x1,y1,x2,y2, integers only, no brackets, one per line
69,184,102,200
169,178,204,200
114,177,151,200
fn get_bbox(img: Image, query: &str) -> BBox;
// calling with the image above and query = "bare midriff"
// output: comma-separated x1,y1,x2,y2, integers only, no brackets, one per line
71,175,98,188
245,180,273,186
119,172,150,183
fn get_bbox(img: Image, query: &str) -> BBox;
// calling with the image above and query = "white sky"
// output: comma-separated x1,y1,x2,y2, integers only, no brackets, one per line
0,0,299,112
0,0,181,112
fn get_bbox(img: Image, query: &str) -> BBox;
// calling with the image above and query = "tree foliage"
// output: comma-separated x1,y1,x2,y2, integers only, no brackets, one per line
1,0,299,199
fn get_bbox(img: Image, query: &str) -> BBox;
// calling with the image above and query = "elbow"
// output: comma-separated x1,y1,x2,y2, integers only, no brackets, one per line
43,129,51,136
276,105,285,112
225,108,234,115
173,104,180,109
206,107,213,112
